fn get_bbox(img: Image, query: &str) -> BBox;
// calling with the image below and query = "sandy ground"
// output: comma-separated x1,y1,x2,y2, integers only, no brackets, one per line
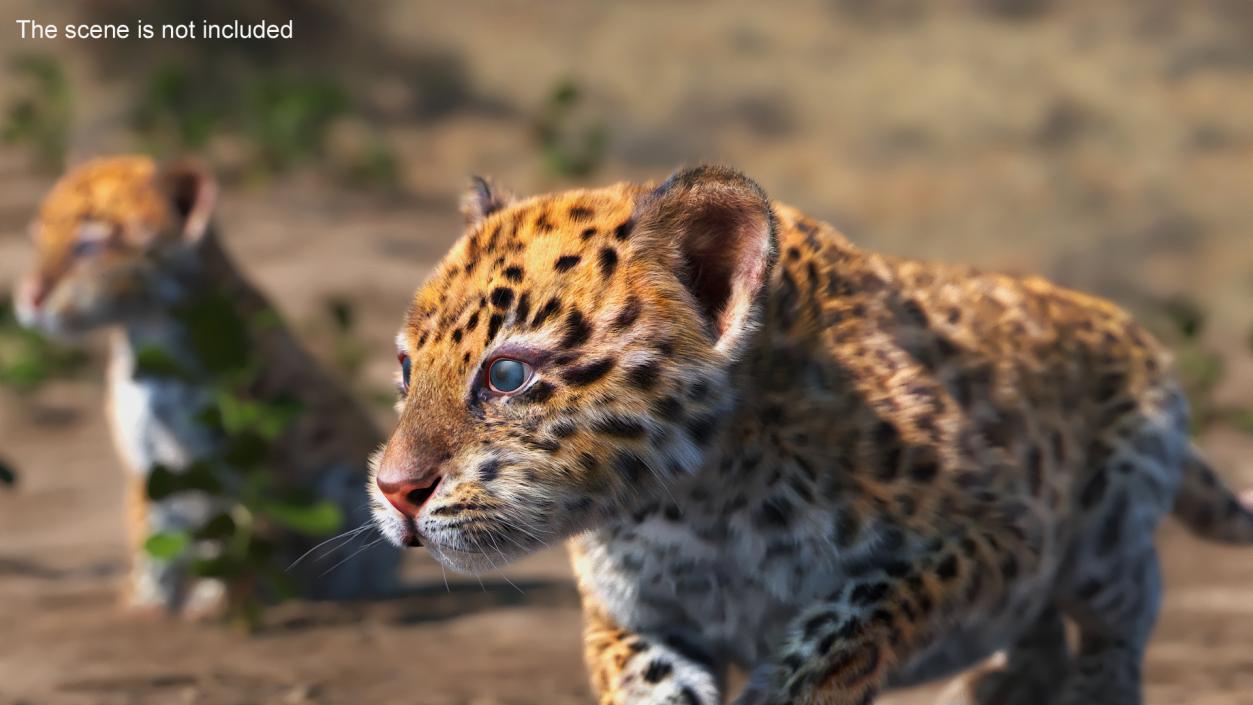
3,0,1253,702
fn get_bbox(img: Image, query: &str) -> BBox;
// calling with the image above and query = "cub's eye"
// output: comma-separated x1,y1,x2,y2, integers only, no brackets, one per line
397,352,412,394
487,358,532,394
71,239,106,258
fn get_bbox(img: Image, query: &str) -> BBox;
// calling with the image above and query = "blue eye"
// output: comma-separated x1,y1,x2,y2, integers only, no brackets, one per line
398,352,412,394
487,358,531,394
71,239,106,258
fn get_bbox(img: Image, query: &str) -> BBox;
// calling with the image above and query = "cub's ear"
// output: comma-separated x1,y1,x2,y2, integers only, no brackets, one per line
632,165,777,356
158,160,218,243
460,175,514,226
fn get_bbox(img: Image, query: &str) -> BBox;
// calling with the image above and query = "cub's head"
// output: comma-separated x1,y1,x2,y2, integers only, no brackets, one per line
372,166,778,572
14,155,217,337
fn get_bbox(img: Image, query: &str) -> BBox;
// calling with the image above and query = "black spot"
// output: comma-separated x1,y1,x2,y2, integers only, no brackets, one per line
1080,469,1108,508
517,381,555,404
685,414,718,447
479,460,502,483
850,581,890,606
554,255,582,272
550,421,577,438
580,227,597,240
560,310,592,348
642,660,673,684
688,380,710,401
503,266,524,283
526,436,561,453
569,205,595,222
909,459,939,483
756,496,792,528
535,212,554,232
678,686,699,705
452,329,463,343
562,357,615,386
614,219,634,240
598,247,619,278
614,452,648,481
464,311,480,332
594,415,647,439
514,292,531,324
613,296,642,330
651,395,683,421
936,554,959,581
490,287,514,309
531,298,561,328
627,361,661,390
486,313,504,341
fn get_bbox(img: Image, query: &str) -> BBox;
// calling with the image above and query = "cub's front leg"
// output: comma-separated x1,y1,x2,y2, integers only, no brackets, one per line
735,531,1033,705
583,601,723,705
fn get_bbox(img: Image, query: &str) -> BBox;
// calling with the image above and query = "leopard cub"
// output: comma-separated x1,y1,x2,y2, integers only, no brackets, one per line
15,156,400,617
371,166,1253,704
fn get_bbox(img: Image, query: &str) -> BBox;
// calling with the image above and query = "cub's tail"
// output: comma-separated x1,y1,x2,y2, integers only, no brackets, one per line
1173,445,1253,545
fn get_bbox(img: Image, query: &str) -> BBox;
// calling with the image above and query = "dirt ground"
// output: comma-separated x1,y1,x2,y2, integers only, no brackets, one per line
2,1,1253,703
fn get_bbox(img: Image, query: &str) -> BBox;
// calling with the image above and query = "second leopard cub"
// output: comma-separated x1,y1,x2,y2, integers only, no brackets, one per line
15,156,400,616
371,166,1253,704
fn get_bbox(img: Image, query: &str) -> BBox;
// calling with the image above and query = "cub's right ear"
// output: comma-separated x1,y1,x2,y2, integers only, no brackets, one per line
460,175,514,226
158,160,218,243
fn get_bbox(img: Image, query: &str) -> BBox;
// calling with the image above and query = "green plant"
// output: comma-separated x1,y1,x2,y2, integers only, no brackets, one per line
136,293,343,629
2,55,72,171
0,295,89,393
134,63,221,151
243,75,348,171
535,79,608,178
1149,295,1253,436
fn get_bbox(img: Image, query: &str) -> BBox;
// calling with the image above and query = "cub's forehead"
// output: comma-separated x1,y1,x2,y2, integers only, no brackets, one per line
35,156,173,243
403,182,649,340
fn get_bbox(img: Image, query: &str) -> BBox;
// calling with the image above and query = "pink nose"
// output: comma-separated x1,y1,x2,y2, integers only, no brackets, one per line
19,276,49,309
375,434,447,519
376,472,442,518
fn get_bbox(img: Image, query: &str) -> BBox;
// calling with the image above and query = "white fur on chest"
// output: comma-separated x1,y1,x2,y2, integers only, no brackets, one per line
106,332,216,476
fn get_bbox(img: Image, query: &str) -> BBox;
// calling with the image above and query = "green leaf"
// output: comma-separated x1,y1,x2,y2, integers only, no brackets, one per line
175,294,251,375
146,465,180,500
260,499,343,536
191,555,235,578
0,459,18,488
133,345,189,380
144,531,191,560
216,392,303,441
195,513,237,540
147,462,222,500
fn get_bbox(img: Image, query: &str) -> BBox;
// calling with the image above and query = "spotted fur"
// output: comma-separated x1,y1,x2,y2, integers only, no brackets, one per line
372,165,1253,704
15,156,401,616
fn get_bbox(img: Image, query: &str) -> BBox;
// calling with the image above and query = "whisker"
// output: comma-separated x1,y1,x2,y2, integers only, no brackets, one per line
319,536,385,577
286,524,370,572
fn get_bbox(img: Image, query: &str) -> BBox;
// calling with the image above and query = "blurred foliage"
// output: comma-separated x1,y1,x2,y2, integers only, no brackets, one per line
1148,295,1253,436
307,296,393,409
136,293,342,629
0,295,90,394
0,458,17,489
2,55,72,172
135,64,379,180
535,80,608,178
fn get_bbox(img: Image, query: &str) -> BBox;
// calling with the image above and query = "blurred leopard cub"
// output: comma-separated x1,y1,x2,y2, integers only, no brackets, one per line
14,156,400,617
372,166,1253,705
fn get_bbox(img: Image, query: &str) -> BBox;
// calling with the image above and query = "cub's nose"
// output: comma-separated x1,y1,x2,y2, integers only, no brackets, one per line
375,435,447,519
376,471,441,518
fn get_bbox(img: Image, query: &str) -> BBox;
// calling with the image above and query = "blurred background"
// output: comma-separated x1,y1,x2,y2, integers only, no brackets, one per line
1,1,1251,703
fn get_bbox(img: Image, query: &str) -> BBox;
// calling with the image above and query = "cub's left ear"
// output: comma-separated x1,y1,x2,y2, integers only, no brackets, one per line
632,165,777,356
158,160,218,243
460,175,515,226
